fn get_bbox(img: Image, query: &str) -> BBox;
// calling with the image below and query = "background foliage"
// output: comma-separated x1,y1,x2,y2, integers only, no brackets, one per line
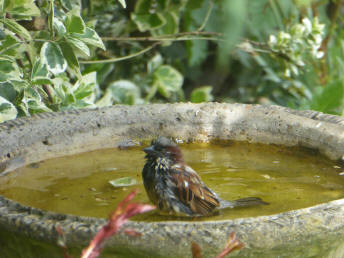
0,0,343,122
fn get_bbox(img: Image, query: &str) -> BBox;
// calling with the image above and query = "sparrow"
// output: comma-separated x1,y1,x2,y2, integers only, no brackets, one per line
142,137,267,216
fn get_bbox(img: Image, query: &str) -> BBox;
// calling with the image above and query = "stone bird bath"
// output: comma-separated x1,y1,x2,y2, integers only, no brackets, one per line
1,103,344,257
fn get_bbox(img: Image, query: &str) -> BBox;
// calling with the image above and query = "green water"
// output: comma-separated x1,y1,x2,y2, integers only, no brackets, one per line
1,141,344,222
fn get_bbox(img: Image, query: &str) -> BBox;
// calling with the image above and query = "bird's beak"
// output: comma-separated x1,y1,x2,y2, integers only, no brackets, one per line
143,145,155,154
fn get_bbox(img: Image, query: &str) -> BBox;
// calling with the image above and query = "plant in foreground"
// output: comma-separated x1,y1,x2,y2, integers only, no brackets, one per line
191,232,244,258
57,189,244,257
57,189,155,258
81,189,155,258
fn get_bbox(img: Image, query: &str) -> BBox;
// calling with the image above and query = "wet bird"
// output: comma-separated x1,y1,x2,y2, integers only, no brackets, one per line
142,137,267,216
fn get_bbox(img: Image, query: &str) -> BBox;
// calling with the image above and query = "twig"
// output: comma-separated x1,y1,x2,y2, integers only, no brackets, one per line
25,51,32,71
16,58,24,69
80,33,227,65
152,36,224,42
79,43,160,64
43,84,53,103
81,189,155,258
197,0,215,31
244,39,269,48
101,31,223,42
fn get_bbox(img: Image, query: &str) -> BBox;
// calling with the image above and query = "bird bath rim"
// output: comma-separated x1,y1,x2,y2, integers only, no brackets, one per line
1,103,344,257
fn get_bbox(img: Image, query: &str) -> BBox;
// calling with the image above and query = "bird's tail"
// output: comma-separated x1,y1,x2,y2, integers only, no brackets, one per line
219,197,268,209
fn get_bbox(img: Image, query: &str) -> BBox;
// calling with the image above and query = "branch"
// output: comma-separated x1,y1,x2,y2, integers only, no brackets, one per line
79,43,160,64
197,0,215,31
101,31,224,42
80,31,227,64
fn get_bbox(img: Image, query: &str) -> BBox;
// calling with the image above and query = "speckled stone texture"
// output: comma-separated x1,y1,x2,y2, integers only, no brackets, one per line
1,103,344,257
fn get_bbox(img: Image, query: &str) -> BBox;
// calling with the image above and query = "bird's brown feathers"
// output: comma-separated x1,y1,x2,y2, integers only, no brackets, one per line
142,137,267,216
170,165,220,215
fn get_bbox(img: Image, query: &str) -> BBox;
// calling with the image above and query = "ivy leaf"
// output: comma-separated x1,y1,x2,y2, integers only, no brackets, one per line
53,18,67,36
32,76,53,85
31,58,52,85
152,11,179,36
72,27,105,50
0,82,17,102
60,0,73,11
117,0,126,8
153,65,183,98
147,53,163,74
4,0,40,17
99,80,142,105
65,14,86,34
110,80,142,105
135,0,169,13
131,13,166,32
72,72,97,100
9,79,29,92
0,57,22,82
60,41,81,78
0,95,17,123
40,42,67,75
23,88,52,113
0,34,19,57
31,58,49,79
65,36,90,56
0,18,31,41
191,86,214,103
61,99,96,110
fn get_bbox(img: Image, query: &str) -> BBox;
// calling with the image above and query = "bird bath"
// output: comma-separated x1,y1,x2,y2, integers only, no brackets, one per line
1,103,344,257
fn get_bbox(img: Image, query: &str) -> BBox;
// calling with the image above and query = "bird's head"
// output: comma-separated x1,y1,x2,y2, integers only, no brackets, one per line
144,137,183,163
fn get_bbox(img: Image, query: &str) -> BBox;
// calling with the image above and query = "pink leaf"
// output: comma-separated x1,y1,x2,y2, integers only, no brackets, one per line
81,189,155,258
216,232,244,258
191,241,203,258
56,225,73,258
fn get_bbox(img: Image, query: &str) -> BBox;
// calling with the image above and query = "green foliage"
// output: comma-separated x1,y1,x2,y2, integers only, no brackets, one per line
191,86,213,103
0,95,17,122
268,17,325,77
309,82,344,114
41,42,67,74
0,0,105,120
97,80,142,106
0,18,32,40
1,0,344,122
153,65,183,98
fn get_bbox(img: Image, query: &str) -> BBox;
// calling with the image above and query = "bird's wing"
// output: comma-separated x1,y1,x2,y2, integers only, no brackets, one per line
168,164,220,215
